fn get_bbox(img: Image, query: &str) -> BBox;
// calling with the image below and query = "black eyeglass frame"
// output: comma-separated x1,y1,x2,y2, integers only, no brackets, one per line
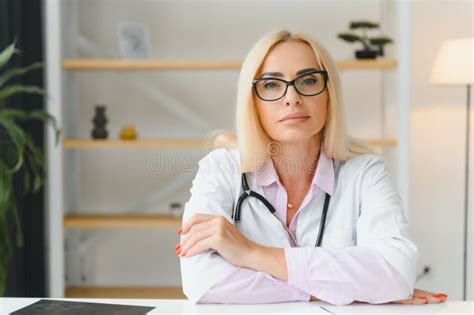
252,70,329,101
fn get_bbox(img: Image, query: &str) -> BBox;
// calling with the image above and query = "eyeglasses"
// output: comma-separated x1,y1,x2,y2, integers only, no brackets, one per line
252,70,328,101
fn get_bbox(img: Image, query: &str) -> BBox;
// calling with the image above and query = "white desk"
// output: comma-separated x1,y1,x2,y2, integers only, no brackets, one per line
1,298,473,314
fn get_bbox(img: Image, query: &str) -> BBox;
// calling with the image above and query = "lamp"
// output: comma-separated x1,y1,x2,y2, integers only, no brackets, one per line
430,37,474,300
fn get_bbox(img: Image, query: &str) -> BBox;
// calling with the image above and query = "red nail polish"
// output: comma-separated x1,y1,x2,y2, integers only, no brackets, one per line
176,248,181,255
433,294,447,298
175,243,181,250
178,228,182,235
418,296,427,300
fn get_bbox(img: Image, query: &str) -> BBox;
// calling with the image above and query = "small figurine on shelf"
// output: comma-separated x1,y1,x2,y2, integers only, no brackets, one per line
91,105,108,139
119,125,138,140
169,202,183,218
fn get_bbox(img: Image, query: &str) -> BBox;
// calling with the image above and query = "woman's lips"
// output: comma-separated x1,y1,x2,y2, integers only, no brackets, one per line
280,116,310,123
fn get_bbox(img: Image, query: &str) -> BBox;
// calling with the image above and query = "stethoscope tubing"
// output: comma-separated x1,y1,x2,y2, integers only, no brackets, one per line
232,172,331,247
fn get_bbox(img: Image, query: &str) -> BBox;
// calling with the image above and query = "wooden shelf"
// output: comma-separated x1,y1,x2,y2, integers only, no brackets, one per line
64,213,182,228
62,138,211,148
364,138,397,147
62,138,396,149
65,286,185,299
62,59,397,71
62,59,242,70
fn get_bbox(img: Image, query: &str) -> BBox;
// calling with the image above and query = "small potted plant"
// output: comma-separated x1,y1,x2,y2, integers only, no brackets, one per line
338,20,393,59
0,42,59,295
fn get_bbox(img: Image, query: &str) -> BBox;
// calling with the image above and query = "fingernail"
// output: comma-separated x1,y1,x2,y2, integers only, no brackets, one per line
180,251,187,257
178,228,182,235
418,296,427,300
433,294,447,298
176,248,181,255
175,243,181,250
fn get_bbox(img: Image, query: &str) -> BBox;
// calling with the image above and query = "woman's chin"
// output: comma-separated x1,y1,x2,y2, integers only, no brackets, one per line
272,131,318,144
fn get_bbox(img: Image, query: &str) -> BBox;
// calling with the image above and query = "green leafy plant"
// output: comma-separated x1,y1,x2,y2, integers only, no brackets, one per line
338,20,393,57
0,42,59,295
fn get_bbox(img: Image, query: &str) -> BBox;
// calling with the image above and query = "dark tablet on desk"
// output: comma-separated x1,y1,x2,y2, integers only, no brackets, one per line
11,299,155,315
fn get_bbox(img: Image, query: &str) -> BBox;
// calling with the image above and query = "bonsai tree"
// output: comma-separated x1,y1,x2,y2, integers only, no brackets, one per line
0,42,59,295
338,20,393,59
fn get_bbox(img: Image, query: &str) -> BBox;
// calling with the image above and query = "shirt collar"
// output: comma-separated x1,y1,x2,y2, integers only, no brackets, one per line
255,146,335,196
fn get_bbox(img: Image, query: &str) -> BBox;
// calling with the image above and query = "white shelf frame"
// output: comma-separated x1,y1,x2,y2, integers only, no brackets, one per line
44,0,64,298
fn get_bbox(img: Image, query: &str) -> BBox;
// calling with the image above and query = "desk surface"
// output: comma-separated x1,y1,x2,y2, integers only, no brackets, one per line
1,298,473,314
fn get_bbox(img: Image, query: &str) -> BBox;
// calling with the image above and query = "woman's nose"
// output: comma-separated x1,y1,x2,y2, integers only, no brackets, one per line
284,85,302,106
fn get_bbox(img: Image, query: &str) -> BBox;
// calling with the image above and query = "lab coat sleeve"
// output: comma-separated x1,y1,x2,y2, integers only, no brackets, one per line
356,155,419,297
180,149,309,304
199,266,310,304
284,155,418,305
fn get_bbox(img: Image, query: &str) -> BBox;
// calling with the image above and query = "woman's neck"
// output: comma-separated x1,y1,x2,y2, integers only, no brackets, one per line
271,135,321,188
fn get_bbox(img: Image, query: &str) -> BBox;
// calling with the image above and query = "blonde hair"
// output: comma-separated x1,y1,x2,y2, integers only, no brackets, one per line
213,29,375,172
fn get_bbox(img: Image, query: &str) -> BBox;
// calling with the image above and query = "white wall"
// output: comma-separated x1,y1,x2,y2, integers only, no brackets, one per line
410,0,473,300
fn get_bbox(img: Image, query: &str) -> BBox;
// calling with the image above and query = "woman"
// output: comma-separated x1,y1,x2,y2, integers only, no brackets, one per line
177,30,447,305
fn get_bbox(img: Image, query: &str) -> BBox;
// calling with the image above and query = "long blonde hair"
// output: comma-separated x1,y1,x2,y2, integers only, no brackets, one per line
213,29,375,172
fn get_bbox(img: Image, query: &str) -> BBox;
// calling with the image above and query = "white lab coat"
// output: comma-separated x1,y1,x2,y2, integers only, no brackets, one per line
180,147,418,304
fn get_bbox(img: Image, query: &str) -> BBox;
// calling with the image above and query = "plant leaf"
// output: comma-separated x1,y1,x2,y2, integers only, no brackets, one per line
338,33,362,43
11,201,23,248
1,200,13,260
0,108,27,120
0,62,43,87
0,160,12,205
27,110,60,144
369,37,393,46
349,21,379,29
0,109,60,144
0,85,45,103
24,133,45,193
0,116,26,173
0,43,16,69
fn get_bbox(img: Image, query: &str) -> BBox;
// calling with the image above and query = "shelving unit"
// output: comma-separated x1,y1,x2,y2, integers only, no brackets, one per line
62,138,211,149
61,58,397,71
62,138,396,149
45,0,411,299
64,213,182,229
65,286,185,299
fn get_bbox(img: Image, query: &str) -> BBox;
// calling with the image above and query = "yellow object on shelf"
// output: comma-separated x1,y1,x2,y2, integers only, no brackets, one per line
120,125,137,140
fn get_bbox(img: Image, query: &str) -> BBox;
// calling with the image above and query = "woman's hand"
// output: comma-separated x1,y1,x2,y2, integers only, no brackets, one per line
176,214,257,268
391,288,447,304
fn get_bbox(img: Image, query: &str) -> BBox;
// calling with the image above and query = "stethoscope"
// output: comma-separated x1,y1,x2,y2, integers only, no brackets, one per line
232,172,331,247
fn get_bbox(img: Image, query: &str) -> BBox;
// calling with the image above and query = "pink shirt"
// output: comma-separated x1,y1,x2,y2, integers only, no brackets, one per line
198,148,411,305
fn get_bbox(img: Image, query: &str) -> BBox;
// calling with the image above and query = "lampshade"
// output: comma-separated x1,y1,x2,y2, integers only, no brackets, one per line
429,37,474,85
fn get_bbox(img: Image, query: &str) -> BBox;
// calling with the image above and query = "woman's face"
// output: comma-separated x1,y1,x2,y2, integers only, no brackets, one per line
254,41,328,144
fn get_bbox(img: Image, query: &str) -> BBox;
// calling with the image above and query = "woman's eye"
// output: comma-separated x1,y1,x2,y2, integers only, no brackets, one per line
264,81,279,89
302,78,317,85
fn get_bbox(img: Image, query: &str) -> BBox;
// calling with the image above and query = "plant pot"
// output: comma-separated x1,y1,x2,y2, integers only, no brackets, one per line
355,49,378,59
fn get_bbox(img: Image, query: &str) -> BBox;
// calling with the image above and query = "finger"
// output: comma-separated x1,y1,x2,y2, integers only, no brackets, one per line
180,222,214,253
180,220,213,248
180,234,214,258
180,213,216,235
392,297,427,305
426,293,447,304
412,289,448,304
